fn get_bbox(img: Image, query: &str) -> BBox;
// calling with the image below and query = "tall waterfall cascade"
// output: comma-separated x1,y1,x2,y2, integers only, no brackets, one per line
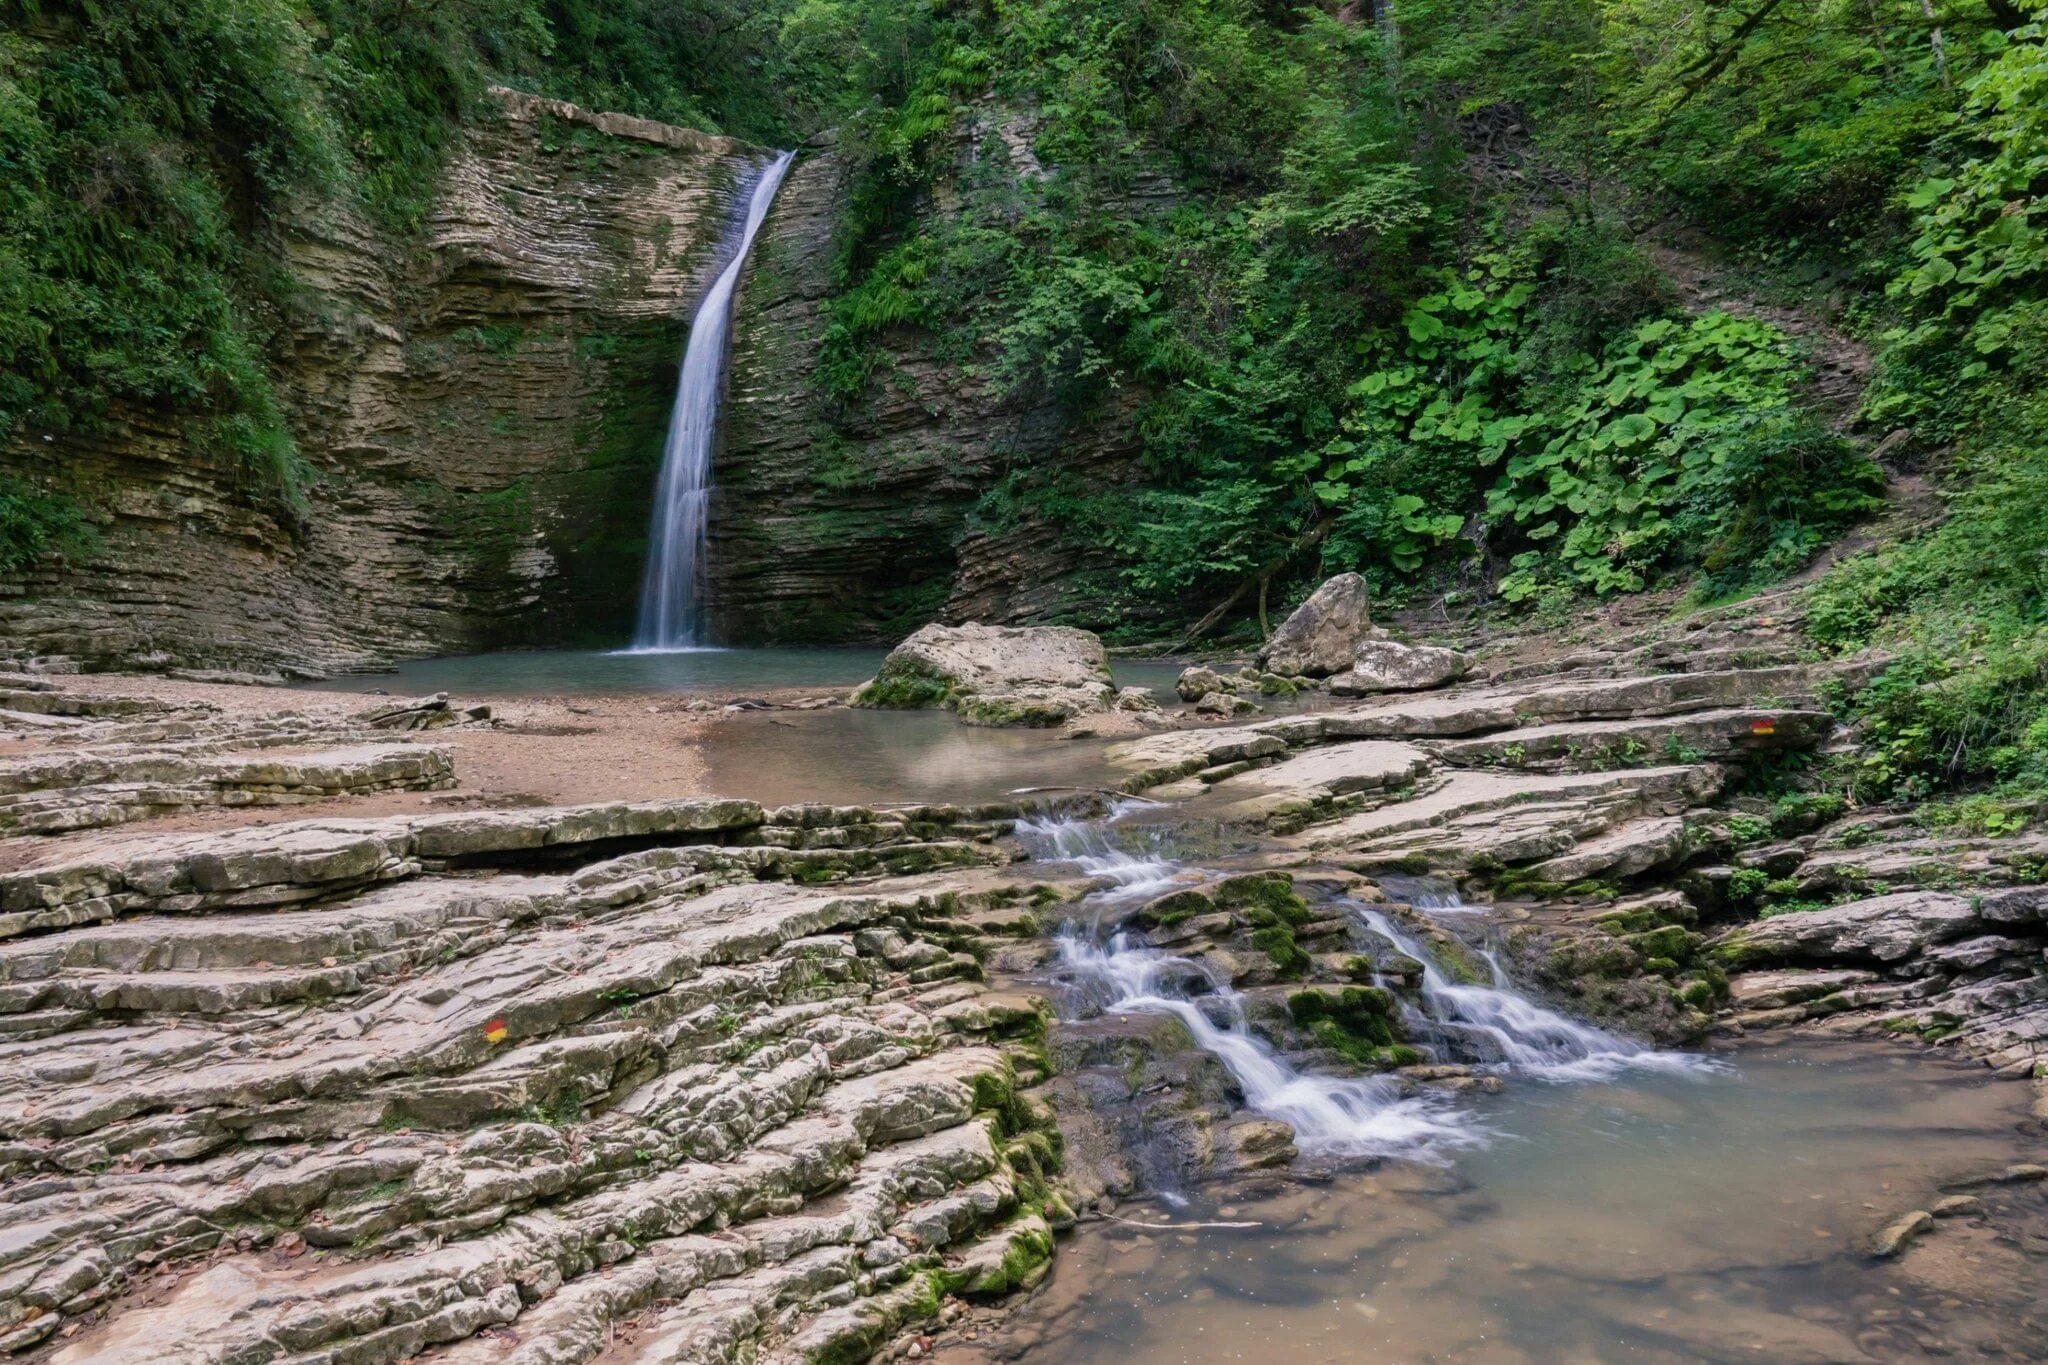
631,149,796,651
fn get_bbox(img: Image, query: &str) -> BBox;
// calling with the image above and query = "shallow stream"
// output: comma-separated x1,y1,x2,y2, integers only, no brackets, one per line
948,1038,2043,1363
983,811,2048,1363
324,652,2047,1357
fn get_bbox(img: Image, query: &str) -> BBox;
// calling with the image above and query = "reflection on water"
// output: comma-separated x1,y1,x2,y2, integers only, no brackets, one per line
297,647,893,697
297,647,1199,700
695,707,1134,807
956,1040,2047,1364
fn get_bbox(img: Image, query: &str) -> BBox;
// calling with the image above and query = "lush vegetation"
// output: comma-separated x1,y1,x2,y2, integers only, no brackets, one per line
796,0,2043,809
5,0,2044,810
806,0,2022,633
0,0,891,531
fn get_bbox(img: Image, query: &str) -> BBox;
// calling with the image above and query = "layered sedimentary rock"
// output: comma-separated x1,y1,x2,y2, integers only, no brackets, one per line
710,111,1167,643
2,91,766,675
0,799,1067,1362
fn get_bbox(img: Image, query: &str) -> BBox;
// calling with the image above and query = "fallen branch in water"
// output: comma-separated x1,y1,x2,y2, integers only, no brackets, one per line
1099,1214,1261,1231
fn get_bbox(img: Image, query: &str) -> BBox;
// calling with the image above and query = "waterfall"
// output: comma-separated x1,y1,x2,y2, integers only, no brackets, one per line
1021,813,1477,1161
631,149,797,651
1019,812,1710,1164
1350,899,1708,1082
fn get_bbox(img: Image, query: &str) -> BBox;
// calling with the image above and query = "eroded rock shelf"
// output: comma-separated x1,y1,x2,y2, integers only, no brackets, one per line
1,626,2044,1361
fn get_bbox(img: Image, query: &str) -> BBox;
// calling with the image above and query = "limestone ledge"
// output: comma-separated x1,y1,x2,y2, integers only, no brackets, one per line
2,91,771,674
0,805,1070,1361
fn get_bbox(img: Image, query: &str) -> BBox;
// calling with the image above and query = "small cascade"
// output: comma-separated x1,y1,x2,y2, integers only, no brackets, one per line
1054,932,1476,1159
1020,812,1710,1165
1353,901,1708,1081
631,149,797,651
1020,814,1476,1160
1017,810,1185,910
1373,872,1481,913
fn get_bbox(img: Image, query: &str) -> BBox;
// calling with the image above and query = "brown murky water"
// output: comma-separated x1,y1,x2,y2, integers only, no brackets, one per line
949,1038,2047,1364
690,707,1132,807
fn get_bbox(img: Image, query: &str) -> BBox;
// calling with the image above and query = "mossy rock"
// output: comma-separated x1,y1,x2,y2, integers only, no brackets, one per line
851,659,956,709
1214,872,1310,926
1249,923,1312,979
1677,978,1718,1009
1543,935,1641,981
1289,985,1402,1065
1623,924,1702,962
1491,867,1566,900
954,693,1075,728
1136,887,1215,928
961,1219,1057,1297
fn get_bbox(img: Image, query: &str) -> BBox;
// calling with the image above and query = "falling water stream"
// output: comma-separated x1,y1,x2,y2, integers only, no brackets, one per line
1018,809,1706,1161
632,149,797,651
987,809,2048,1362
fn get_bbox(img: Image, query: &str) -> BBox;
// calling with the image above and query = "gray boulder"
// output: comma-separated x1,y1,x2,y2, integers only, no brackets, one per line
1259,573,1372,678
1327,638,1470,696
1195,691,1261,717
1175,666,1234,702
852,623,1116,727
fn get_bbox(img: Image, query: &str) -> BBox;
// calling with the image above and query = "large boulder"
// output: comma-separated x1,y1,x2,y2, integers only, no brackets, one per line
1327,638,1470,696
852,623,1116,727
1258,573,1372,678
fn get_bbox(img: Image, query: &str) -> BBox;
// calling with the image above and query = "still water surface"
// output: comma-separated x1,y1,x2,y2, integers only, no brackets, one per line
953,1039,2045,1363
301,647,1196,700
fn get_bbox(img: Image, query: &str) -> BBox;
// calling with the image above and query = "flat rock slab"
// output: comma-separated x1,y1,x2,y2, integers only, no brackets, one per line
0,795,1024,936
1713,891,2007,969
1111,666,1844,791
1206,741,1435,798
0,743,457,836
1179,742,1436,827
0,829,1058,1365
1288,766,1714,851
1425,708,1832,769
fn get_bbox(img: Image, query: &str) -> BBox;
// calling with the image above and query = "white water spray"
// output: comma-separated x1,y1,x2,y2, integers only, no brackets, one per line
632,150,797,651
1020,812,1710,1163
1353,900,1709,1082
1022,813,1476,1159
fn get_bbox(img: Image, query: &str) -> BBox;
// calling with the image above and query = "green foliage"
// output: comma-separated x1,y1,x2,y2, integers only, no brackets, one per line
804,0,1911,628
1873,19,2048,434
0,472,93,572
0,0,921,528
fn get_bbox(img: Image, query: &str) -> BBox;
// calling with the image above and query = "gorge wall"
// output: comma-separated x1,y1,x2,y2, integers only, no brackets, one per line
709,109,1160,645
0,91,763,676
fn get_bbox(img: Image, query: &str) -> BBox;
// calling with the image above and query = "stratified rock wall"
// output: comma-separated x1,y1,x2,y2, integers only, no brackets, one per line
0,91,763,675
710,113,1158,644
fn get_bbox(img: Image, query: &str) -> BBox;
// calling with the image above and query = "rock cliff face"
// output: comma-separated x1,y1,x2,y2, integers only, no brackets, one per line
709,113,1158,645
0,91,766,675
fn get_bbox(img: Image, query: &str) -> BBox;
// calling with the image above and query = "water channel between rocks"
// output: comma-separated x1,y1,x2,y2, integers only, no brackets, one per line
965,808,2047,1363
304,652,2047,1360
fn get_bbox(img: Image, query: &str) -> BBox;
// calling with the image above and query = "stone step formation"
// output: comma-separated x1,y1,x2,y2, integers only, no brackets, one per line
2,621,2045,1360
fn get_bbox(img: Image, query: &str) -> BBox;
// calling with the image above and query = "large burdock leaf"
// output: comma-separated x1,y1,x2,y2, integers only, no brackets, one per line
1604,412,1658,448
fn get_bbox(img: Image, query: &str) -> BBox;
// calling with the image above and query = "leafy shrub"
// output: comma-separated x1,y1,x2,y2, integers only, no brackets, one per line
0,474,94,572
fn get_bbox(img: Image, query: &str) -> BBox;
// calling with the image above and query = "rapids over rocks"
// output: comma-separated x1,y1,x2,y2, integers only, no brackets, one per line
2,626,2046,1362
